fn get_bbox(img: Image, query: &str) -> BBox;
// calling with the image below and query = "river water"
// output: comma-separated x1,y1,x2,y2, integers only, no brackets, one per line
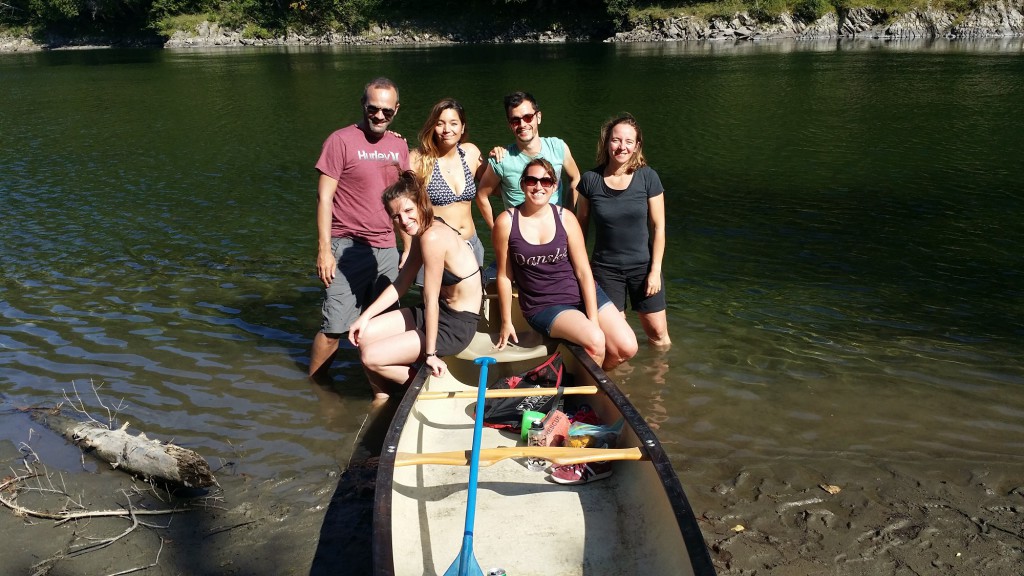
2,39,1023,518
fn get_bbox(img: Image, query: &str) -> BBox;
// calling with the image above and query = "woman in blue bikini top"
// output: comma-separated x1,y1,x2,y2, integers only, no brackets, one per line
410,99,486,267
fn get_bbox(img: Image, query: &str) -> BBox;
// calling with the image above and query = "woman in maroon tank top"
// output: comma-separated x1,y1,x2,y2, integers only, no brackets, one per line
492,159,637,370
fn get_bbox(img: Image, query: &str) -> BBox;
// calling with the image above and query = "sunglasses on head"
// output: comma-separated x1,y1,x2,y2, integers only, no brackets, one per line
365,105,396,120
522,175,555,188
508,112,537,126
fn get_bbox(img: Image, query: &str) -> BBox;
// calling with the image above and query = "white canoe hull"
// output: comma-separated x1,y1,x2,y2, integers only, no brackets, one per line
373,341,715,576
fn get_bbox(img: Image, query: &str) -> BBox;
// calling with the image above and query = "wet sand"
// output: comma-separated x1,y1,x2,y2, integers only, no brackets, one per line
3,411,1022,575
696,457,1024,574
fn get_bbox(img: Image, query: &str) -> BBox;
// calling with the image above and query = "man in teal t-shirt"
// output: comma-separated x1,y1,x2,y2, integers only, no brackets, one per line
476,91,581,229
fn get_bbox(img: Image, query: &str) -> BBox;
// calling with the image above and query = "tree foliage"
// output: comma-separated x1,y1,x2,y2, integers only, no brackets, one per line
793,0,833,21
2,0,622,36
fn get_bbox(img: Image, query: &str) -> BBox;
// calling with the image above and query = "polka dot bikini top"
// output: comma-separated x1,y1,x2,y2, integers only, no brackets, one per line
425,144,477,207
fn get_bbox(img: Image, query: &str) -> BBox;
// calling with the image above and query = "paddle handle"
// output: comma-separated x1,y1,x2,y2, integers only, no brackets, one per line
417,385,598,401
395,446,644,467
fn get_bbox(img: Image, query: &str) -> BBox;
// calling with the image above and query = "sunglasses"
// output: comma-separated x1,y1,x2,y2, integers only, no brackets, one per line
365,105,396,120
508,112,537,126
522,175,556,188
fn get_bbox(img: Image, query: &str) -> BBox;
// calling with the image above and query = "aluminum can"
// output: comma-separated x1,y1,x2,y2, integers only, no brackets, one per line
487,569,507,576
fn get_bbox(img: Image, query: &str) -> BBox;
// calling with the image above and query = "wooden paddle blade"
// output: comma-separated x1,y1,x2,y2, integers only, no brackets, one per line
395,446,645,467
417,385,599,401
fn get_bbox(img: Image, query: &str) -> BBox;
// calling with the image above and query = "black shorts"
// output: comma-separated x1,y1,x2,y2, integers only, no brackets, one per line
409,299,481,357
592,263,667,314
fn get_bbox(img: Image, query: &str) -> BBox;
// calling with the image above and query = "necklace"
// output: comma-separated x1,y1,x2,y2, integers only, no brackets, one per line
440,151,459,176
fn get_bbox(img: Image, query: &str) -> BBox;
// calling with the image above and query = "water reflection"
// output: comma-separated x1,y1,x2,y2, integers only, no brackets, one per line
613,36,1024,56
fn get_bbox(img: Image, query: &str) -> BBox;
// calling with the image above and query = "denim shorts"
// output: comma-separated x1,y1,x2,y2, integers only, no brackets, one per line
525,284,613,336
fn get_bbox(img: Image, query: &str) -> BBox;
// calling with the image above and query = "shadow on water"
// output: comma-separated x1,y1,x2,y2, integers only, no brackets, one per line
310,396,401,576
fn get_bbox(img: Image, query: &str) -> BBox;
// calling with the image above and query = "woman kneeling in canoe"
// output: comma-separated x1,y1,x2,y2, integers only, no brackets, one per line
492,158,637,370
349,170,483,401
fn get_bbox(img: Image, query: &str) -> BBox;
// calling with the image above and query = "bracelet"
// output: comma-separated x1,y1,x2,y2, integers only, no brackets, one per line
425,352,437,357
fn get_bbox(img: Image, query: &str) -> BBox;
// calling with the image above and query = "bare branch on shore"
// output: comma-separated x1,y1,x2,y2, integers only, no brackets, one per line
6,387,222,575
0,473,189,523
30,381,217,488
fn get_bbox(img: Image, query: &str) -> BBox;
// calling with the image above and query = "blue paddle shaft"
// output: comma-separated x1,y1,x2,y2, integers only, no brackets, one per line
445,356,496,576
464,357,496,537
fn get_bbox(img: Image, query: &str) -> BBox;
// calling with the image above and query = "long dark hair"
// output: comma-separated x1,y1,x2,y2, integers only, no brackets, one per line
382,169,434,231
414,98,467,186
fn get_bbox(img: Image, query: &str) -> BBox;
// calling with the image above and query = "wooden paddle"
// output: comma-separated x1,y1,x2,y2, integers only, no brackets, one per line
417,385,599,401
395,446,645,467
443,356,496,576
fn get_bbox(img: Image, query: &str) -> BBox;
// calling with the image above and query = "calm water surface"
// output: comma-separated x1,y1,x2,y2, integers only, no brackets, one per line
1,40,1023,507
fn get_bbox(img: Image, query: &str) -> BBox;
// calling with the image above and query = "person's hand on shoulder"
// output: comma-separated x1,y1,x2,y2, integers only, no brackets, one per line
489,146,507,163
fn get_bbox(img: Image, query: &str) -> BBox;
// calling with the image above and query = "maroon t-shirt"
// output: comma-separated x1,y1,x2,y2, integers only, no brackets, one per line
315,124,410,248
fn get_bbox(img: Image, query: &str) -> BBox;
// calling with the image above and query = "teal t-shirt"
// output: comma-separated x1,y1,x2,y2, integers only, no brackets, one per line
488,136,567,208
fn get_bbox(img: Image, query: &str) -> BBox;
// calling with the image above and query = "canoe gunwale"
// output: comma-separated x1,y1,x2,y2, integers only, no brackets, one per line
372,361,430,576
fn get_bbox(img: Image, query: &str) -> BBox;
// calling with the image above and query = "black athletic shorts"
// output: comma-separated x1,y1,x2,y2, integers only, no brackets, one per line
409,299,481,357
592,263,667,314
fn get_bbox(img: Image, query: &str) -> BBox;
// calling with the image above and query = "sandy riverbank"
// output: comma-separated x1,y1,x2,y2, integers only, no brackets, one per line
3,404,1022,575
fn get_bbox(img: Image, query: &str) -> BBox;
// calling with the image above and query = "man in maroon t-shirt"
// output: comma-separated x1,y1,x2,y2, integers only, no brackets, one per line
309,77,410,379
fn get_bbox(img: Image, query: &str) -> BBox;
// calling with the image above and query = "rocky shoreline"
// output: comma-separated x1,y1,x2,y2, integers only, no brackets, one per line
2,0,1022,52
614,0,1024,42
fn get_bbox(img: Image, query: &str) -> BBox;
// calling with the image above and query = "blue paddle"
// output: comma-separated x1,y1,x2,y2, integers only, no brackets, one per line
444,356,497,576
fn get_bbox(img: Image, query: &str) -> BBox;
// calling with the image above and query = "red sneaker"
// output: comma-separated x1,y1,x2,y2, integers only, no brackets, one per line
550,461,613,485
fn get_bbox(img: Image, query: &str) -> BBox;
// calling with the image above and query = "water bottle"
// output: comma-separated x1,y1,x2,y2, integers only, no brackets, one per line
526,419,546,471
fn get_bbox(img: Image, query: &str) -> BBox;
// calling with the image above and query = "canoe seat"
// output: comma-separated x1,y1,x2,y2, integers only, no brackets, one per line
457,281,552,363
454,329,551,363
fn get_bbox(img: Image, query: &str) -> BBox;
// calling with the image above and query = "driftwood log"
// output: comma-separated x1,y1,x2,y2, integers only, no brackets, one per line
30,409,217,488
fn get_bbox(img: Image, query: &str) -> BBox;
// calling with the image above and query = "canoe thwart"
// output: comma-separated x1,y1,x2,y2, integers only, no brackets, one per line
394,446,645,467
417,385,599,401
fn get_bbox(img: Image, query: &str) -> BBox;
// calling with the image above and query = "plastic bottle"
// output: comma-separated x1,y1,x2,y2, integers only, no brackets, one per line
526,419,547,471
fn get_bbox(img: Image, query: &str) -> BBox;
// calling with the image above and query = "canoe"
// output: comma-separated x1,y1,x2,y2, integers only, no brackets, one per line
372,297,716,576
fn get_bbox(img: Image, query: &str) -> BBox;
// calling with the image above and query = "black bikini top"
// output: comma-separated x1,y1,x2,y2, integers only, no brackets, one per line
435,217,482,287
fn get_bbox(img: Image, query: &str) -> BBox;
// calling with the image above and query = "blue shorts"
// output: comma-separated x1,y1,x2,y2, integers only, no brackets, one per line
321,238,399,334
592,263,666,314
525,284,614,336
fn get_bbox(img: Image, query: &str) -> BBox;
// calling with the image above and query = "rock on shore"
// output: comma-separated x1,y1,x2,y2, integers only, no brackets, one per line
0,35,39,52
